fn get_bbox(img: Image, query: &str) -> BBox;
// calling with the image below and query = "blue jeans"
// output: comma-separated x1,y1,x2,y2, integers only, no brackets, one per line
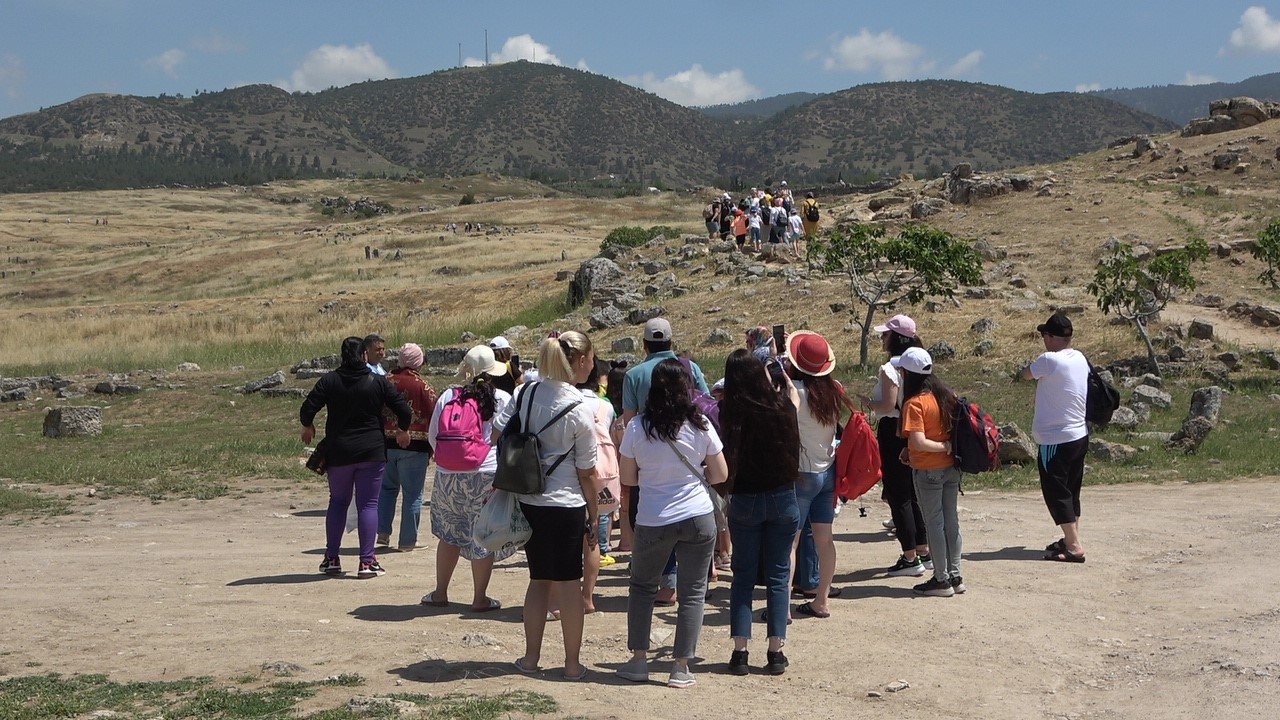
793,521,819,590
728,486,800,640
377,449,429,548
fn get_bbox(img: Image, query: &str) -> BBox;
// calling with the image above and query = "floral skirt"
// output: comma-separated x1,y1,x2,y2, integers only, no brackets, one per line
430,470,515,562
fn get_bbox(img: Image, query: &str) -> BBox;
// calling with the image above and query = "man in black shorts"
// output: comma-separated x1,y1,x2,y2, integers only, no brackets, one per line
1019,314,1090,563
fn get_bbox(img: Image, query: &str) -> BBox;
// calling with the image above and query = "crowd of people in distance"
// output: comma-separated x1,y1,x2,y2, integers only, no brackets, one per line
702,182,821,257
299,309,1093,687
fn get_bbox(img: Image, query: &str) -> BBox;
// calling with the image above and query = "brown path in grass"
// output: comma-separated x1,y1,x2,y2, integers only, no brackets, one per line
3,479,1278,719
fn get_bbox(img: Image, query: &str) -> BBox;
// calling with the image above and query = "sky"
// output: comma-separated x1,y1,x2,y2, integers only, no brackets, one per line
3,1,1280,118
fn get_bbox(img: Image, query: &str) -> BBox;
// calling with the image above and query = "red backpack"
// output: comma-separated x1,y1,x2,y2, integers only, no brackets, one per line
433,387,490,472
951,397,1000,474
835,411,882,502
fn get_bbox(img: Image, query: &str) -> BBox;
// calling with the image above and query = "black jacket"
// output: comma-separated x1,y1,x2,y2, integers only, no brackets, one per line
300,364,412,467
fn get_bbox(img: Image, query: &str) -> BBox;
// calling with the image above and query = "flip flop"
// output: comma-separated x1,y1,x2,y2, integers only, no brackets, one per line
513,658,540,675
470,598,502,613
562,666,589,681
1044,549,1086,563
1045,538,1067,554
420,592,448,607
795,601,830,619
799,587,843,599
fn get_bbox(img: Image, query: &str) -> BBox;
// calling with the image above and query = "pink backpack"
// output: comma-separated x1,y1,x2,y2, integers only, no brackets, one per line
591,401,622,513
434,387,489,472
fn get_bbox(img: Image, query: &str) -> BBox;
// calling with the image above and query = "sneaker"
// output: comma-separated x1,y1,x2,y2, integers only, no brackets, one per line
728,650,749,676
667,666,695,688
616,656,649,683
599,554,617,568
319,556,343,575
881,518,896,530
920,553,934,570
887,555,926,577
357,560,386,578
950,576,967,594
913,577,955,597
765,650,789,675
376,533,391,546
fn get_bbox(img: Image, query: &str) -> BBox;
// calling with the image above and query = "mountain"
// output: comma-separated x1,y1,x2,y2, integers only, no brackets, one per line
733,80,1176,181
1093,72,1280,125
697,93,821,121
0,65,1175,192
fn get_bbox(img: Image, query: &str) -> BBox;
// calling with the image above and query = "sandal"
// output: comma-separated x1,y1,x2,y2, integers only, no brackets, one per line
562,666,589,681
714,553,732,571
796,601,830,619
420,591,449,607
1044,549,1086,563
513,658,540,675
470,598,502,613
799,587,843,599
1045,538,1067,554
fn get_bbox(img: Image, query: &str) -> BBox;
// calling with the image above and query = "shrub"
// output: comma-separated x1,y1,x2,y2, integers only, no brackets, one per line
459,192,476,206
599,225,680,255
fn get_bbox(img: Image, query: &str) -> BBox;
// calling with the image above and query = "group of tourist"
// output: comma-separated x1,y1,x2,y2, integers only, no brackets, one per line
298,309,1092,687
703,183,821,256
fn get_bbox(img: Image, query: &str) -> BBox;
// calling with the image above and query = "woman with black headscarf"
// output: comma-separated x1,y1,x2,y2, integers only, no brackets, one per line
301,336,412,578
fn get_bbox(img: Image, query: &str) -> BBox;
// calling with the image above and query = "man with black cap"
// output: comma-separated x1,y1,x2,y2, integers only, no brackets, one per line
1019,313,1090,563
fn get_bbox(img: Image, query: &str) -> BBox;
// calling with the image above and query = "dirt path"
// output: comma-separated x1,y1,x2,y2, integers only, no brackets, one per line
1162,302,1280,350
4,479,1278,720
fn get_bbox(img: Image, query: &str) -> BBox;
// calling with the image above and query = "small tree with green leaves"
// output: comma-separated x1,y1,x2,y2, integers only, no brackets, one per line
810,223,984,367
1087,237,1209,376
1251,219,1280,289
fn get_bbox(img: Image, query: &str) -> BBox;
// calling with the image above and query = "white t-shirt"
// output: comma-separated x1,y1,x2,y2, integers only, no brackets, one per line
1030,348,1089,445
794,383,837,473
492,379,597,508
619,417,723,527
428,385,512,474
870,360,902,419
788,214,803,238
748,212,762,229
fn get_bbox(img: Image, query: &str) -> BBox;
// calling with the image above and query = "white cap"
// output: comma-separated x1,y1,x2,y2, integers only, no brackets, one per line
488,336,511,350
891,347,934,375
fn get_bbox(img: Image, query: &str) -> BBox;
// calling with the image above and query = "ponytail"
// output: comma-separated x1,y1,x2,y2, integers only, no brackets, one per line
537,330,593,383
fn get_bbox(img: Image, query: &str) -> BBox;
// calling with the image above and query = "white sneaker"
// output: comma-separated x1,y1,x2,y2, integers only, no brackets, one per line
881,518,895,530
616,657,649,683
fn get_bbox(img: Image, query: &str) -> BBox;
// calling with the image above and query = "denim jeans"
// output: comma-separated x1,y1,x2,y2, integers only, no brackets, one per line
728,486,800,640
912,466,963,582
627,513,717,659
377,449,429,548
793,521,818,590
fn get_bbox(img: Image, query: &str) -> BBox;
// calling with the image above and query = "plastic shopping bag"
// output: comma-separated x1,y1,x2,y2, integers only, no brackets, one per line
472,489,532,555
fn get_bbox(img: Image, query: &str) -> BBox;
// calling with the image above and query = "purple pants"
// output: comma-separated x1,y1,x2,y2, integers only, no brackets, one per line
326,461,386,563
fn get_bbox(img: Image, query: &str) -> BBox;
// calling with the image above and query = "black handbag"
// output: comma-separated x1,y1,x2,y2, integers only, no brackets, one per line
305,437,328,475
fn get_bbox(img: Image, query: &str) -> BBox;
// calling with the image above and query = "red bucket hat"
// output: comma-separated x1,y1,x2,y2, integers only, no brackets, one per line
786,331,836,377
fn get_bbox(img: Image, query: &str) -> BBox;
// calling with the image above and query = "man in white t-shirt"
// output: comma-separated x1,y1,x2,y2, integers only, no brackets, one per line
1019,313,1090,563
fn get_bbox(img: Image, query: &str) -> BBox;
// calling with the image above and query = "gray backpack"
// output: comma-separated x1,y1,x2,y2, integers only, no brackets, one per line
493,382,582,495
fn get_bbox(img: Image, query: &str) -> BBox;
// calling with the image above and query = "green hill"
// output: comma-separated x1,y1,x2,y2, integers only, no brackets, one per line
1093,72,1280,125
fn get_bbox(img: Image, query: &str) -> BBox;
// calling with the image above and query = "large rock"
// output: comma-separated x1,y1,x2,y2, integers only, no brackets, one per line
910,198,946,218
423,347,467,367
1132,385,1172,409
93,379,142,395
1186,386,1224,426
290,354,340,373
1181,115,1239,137
611,337,637,353
997,423,1036,465
1167,416,1214,454
243,371,286,394
1187,319,1214,340
568,257,626,307
589,305,626,329
1210,96,1268,127
927,341,956,361
1109,405,1140,430
705,328,733,345
628,306,664,325
1090,438,1138,462
43,406,103,438
176,362,201,372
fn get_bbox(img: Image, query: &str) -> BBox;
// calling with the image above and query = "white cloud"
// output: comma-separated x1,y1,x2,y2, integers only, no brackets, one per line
628,64,759,107
1075,82,1102,93
191,30,243,55
947,50,984,77
463,34,563,67
823,29,928,80
145,48,186,78
282,43,396,92
0,54,25,99
575,59,591,72
1226,6,1280,54
1182,71,1218,86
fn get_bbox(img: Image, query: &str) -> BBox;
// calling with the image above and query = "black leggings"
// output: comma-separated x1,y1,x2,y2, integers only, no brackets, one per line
878,417,928,552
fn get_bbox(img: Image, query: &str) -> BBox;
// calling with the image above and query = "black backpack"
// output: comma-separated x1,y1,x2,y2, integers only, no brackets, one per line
805,201,820,222
760,203,771,225
1085,362,1121,427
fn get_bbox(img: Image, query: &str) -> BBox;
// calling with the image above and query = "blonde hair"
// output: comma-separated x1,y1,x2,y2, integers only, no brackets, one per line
537,331,593,383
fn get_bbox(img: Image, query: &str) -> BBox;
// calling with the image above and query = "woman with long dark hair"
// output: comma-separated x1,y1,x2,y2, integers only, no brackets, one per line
719,348,801,676
300,336,412,579
784,331,854,619
895,347,965,597
614,359,728,688
422,345,514,611
858,315,931,577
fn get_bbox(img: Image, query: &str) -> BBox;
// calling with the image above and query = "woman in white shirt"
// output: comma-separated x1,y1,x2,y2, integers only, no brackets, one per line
857,315,931,577
422,345,513,612
614,359,728,689
491,331,599,681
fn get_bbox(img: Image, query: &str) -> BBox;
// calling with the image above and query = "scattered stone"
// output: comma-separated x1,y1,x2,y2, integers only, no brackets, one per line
555,270,573,281
972,339,995,356
971,317,997,335
705,328,733,345
589,306,626,329
93,379,142,395
1132,385,1172,409
460,632,502,648
261,661,306,677
1212,153,1240,170
867,690,884,698
1167,417,1214,454
928,341,957,361
886,680,911,693
176,362,201,372
260,387,306,399
1216,352,1241,370
1187,320,1214,340
1136,373,1162,389
628,306,663,325
972,240,1007,262
830,302,849,314
611,337,637,353
910,198,946,219
43,407,103,438
1168,344,1187,361
243,371,286,394
294,368,327,380
1186,386,1224,426
1,387,31,402
347,696,419,715
290,354,340,373
997,423,1036,465
1109,405,1140,430
1090,438,1138,462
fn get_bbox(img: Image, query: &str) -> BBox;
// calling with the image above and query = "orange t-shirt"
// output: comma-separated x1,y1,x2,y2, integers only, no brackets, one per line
732,214,748,237
900,392,954,470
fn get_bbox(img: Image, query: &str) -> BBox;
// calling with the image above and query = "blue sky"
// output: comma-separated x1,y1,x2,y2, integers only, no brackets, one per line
3,1,1280,117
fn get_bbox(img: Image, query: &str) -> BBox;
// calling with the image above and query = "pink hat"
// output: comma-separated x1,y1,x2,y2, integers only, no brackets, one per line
398,343,424,369
874,314,917,338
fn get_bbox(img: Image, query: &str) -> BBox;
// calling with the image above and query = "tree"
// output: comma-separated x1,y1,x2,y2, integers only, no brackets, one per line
1087,237,1209,377
1251,219,1280,289
810,223,984,367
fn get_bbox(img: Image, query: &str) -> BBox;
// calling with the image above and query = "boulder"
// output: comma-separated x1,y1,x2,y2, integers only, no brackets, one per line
705,328,733,345
1187,320,1214,340
589,305,626,330
260,387,306,399
423,347,467,367
642,260,668,275
1109,405,1140,430
1129,401,1152,423
1,387,31,402
970,317,997,335
568,257,625,307
611,337,637,353
290,354,340,373
1136,373,1162,389
628,306,664,325
1210,96,1268,127
1167,416,1214,454
972,339,995,356
972,241,1007,262
43,406,103,438
1212,153,1240,170
294,368,327,380
868,196,907,211
176,362,201,372
94,379,142,395
1132,385,1172,409
910,198,946,219
927,341,956,361
1187,386,1224,426
243,371,286,394
997,423,1036,465
1090,438,1138,462
1008,174,1034,191
1181,115,1239,137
